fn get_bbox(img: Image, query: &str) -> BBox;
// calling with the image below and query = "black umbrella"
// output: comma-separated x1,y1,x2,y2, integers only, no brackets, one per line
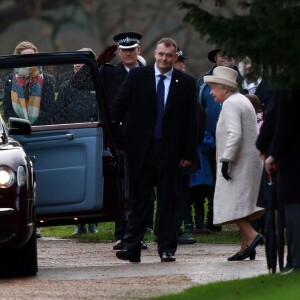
260,170,285,274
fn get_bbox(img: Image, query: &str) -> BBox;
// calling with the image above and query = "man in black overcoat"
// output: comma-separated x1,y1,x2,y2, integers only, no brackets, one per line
110,37,198,263
100,32,149,251
264,89,300,272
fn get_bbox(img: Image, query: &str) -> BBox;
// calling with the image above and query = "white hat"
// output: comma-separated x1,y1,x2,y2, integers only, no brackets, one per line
204,66,238,89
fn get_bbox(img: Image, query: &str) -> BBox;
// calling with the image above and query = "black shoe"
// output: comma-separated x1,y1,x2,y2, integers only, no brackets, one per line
140,241,148,250
281,268,300,275
283,261,293,272
227,248,256,261
161,252,176,262
88,224,98,234
178,235,196,244
116,250,141,263
113,240,123,250
247,234,264,253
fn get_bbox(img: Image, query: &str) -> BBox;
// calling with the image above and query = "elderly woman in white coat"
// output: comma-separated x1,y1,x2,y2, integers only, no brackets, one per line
204,66,264,261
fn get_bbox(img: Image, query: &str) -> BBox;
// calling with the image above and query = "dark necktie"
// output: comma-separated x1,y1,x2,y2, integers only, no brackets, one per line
154,74,166,140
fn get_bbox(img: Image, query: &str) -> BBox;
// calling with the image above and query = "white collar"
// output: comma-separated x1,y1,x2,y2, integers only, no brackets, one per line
154,64,173,79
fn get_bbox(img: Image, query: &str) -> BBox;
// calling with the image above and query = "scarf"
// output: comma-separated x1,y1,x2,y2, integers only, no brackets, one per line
11,66,43,124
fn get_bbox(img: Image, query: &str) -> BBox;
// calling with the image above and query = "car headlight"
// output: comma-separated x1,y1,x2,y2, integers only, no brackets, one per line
0,166,16,188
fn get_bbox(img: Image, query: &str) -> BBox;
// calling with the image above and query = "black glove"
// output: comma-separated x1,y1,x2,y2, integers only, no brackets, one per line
221,161,231,181
96,44,118,65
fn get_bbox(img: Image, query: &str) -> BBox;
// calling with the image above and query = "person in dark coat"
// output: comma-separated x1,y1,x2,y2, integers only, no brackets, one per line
3,41,55,126
110,37,198,263
100,32,143,108
99,32,148,251
263,89,300,272
53,48,99,125
240,56,273,115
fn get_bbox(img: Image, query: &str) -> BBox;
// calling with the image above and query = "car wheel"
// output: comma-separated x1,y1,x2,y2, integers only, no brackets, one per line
0,228,38,277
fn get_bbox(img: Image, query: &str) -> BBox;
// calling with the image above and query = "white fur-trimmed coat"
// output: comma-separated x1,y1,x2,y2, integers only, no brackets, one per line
213,93,264,225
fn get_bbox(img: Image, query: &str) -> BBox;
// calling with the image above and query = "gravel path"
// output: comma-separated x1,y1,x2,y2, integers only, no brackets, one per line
0,238,268,299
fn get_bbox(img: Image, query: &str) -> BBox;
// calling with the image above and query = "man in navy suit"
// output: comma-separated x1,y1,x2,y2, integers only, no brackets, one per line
110,37,198,263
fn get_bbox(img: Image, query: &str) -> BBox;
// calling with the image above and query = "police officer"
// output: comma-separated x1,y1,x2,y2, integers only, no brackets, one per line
100,32,148,251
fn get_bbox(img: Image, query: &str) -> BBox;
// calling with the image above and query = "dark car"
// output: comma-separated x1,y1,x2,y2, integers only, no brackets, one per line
0,116,36,277
0,51,126,277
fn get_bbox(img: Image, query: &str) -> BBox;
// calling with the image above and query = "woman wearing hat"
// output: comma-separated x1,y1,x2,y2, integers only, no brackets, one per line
204,66,264,261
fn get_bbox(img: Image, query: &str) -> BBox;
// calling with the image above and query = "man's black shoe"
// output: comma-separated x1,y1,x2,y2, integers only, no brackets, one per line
178,235,196,244
113,240,123,250
161,252,176,262
116,250,141,263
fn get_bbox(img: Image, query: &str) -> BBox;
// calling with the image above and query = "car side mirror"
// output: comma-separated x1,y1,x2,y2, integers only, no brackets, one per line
8,117,32,135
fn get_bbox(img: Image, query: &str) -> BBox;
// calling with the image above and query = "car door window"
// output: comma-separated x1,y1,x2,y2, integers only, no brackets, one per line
0,54,121,226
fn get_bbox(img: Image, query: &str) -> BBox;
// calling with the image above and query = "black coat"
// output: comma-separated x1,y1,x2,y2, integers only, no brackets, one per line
256,91,280,209
3,73,55,125
100,62,129,105
110,66,198,196
268,90,300,205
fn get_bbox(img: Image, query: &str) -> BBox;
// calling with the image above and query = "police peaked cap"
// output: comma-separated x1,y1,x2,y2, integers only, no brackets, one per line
176,47,188,62
113,32,142,49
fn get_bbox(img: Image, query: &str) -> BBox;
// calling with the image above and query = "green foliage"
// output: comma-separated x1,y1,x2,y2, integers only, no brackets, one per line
179,0,300,90
154,271,300,300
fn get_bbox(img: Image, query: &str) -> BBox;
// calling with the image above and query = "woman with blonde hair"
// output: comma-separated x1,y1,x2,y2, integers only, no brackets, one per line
3,41,55,125
204,66,264,261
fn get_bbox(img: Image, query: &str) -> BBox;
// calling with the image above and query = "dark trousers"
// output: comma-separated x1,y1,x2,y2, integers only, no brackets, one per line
183,185,211,227
284,203,300,269
114,220,127,241
123,140,180,257
114,191,155,240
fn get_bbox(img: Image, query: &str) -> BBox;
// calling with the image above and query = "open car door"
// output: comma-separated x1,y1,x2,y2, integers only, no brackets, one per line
0,51,125,227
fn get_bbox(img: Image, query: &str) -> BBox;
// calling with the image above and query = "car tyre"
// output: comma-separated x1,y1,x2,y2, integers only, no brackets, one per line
0,227,38,277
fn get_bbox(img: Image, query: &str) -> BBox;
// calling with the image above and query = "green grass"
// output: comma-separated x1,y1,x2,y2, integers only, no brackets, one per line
40,222,240,244
153,271,300,300
41,198,240,244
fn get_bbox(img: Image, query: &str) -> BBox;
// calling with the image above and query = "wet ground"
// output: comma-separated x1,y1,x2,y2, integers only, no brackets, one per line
0,238,268,299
